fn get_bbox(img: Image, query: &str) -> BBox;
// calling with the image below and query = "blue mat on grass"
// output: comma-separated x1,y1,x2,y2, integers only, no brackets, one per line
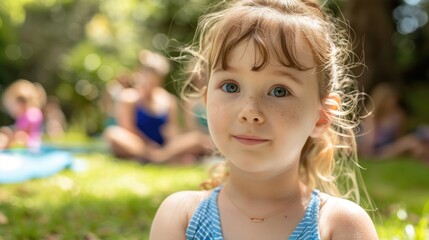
0,148,77,184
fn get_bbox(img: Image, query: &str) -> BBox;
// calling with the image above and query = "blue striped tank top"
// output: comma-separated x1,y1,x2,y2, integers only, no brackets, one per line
186,186,321,240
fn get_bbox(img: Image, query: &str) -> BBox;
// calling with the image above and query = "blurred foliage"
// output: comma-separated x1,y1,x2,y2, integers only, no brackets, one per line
0,0,211,134
0,0,428,134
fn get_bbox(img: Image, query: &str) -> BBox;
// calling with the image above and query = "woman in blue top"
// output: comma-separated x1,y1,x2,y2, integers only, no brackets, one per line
150,0,378,239
104,50,213,163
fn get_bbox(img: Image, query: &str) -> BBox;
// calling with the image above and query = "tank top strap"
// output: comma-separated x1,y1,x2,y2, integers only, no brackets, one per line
186,186,223,240
289,189,321,240
186,187,321,240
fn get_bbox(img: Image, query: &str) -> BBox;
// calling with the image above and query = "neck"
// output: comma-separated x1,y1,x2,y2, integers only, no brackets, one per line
222,162,307,223
225,161,303,201
140,91,155,104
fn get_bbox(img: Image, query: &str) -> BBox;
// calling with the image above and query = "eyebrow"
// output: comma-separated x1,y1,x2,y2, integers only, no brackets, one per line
270,69,303,85
212,66,236,74
212,66,303,85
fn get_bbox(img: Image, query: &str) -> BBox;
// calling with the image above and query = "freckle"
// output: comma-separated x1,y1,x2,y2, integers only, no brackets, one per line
280,107,297,120
213,104,229,115
281,110,290,119
264,103,277,113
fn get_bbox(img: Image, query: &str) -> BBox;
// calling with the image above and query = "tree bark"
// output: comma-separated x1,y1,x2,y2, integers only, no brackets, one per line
344,0,400,91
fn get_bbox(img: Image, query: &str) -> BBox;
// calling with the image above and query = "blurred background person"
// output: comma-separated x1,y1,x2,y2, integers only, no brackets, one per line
181,58,209,134
358,82,429,161
103,50,212,164
43,96,67,141
99,71,134,129
0,79,46,150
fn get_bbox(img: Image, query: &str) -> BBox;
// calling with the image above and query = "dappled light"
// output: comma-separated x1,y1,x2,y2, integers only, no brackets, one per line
0,0,429,239
394,1,428,34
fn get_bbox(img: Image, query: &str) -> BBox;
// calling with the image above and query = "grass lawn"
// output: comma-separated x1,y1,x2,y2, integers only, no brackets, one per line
360,157,429,239
0,149,428,239
0,152,207,240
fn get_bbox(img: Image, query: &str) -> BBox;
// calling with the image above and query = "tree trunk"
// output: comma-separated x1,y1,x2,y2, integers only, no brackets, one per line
344,0,400,91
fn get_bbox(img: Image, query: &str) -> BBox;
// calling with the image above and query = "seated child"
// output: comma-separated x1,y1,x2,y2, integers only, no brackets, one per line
0,79,46,150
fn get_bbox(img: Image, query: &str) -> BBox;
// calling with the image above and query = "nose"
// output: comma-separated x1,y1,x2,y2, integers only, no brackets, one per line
238,97,265,124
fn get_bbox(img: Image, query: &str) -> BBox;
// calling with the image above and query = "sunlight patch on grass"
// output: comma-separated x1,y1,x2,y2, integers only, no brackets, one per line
0,153,207,239
376,202,429,240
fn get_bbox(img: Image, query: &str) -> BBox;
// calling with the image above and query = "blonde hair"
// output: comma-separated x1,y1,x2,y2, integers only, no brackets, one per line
183,0,368,205
2,79,46,115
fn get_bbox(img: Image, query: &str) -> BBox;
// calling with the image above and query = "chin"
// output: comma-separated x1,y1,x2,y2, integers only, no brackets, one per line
229,159,276,174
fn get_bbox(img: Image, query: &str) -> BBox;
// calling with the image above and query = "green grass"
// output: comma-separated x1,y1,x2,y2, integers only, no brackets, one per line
0,153,207,239
361,158,429,214
0,151,428,239
361,158,429,239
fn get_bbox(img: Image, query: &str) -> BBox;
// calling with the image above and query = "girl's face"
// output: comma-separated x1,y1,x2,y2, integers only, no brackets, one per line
6,98,26,118
206,38,324,175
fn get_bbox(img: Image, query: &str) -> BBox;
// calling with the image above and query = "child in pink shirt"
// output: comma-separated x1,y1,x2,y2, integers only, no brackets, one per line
0,79,45,150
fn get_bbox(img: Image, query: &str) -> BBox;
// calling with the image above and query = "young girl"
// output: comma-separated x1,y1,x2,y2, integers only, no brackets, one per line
150,0,378,239
0,79,45,150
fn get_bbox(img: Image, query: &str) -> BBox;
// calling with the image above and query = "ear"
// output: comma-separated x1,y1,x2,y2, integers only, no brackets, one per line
310,93,340,138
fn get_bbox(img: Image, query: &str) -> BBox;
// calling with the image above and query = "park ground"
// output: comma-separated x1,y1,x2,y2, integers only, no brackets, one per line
0,137,428,239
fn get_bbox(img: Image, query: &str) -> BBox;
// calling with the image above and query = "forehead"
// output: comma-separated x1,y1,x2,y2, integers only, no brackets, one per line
209,12,322,73
231,34,316,70
215,33,316,73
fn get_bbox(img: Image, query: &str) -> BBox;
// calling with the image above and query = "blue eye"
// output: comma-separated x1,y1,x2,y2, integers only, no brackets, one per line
269,86,289,97
221,82,239,93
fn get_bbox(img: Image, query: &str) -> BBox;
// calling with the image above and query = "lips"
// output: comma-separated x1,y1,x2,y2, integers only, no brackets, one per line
232,135,269,146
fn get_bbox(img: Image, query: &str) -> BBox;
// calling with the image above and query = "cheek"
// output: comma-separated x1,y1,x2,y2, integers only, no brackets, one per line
271,103,313,156
207,99,230,131
206,94,234,151
279,106,298,122
266,100,317,141
263,100,299,123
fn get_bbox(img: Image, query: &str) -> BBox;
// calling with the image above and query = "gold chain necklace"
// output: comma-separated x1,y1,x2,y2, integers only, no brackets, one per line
223,187,300,223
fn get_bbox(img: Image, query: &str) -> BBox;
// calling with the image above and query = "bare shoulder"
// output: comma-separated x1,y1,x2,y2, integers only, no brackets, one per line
158,190,210,218
319,193,379,240
154,87,177,109
154,87,175,100
149,190,211,240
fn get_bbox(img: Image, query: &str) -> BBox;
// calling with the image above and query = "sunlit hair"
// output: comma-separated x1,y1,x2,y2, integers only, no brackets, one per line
181,0,369,206
2,79,46,115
